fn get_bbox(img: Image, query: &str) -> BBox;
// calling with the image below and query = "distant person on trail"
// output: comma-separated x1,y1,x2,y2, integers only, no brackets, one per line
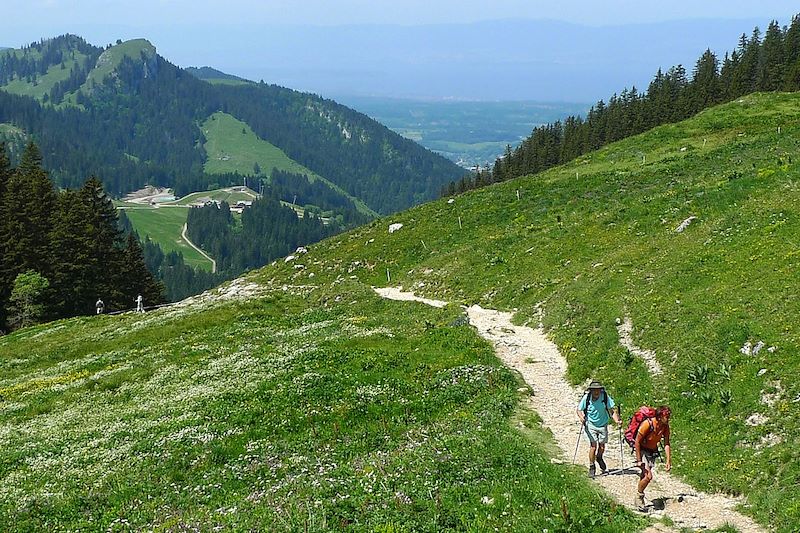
135,294,144,313
634,405,672,511
95,298,104,315
576,380,621,478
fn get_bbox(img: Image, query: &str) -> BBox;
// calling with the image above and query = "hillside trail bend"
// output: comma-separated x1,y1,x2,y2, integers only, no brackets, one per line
181,223,217,274
373,287,766,533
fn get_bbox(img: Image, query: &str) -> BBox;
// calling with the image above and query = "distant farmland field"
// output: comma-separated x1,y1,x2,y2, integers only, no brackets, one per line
121,206,213,271
339,97,590,168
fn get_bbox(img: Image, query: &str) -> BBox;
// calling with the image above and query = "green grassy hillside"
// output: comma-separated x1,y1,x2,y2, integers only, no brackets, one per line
202,112,318,177
83,39,156,92
202,112,377,217
268,91,797,530
2,92,799,531
0,51,88,103
121,206,213,271
0,39,153,108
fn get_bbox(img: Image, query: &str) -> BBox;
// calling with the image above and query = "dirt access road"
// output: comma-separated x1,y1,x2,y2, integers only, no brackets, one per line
374,287,766,533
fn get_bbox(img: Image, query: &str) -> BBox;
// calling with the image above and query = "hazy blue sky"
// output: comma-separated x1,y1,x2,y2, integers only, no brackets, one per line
4,0,799,29
3,1,799,101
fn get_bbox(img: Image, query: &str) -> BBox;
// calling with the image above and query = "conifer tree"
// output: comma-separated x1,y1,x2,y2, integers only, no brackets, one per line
119,233,165,310
48,190,95,317
0,142,56,299
783,15,800,91
783,15,800,90
0,144,12,328
758,20,786,91
79,175,126,304
667,65,690,121
689,49,721,113
719,51,739,100
731,29,761,97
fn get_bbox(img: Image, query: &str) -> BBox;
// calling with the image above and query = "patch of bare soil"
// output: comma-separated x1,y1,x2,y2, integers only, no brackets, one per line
123,186,173,204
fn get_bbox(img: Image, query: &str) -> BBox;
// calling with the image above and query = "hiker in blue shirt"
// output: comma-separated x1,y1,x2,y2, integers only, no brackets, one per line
576,380,621,478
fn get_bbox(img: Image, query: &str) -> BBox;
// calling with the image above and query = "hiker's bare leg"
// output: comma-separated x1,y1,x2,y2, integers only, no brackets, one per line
588,442,597,464
637,467,653,493
597,443,605,460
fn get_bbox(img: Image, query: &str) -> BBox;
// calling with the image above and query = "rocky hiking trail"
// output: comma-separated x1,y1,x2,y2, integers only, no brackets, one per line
374,287,766,533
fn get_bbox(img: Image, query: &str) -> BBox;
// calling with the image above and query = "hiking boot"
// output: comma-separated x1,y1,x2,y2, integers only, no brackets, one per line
588,464,596,479
634,492,646,511
596,455,607,473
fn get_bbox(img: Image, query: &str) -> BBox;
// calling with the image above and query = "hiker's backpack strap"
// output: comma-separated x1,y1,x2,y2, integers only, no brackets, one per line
581,391,590,417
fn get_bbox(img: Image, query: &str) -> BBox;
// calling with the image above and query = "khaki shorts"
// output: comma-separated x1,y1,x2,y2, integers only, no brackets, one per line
583,422,609,444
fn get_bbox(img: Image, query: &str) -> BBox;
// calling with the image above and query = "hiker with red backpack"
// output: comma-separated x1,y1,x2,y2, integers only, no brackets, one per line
576,380,621,478
631,405,672,510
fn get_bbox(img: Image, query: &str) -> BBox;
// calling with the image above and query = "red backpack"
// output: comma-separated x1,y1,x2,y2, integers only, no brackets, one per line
623,406,656,449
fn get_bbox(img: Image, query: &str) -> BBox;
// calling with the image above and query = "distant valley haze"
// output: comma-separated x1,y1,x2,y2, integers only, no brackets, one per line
4,0,799,102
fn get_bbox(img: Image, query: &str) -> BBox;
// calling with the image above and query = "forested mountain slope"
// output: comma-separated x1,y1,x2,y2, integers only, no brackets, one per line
1,92,799,531
0,35,464,214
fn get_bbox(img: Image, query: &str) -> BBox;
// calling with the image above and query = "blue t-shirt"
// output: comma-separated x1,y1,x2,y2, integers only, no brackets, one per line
578,391,616,427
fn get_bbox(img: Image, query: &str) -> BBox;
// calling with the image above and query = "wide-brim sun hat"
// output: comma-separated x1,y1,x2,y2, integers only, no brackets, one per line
588,380,604,389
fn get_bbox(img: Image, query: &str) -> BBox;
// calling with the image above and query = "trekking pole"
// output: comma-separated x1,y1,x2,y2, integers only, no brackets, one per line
618,405,624,471
572,422,585,464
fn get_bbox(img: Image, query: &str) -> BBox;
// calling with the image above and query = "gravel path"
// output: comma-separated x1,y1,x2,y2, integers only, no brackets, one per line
182,223,217,273
374,287,766,533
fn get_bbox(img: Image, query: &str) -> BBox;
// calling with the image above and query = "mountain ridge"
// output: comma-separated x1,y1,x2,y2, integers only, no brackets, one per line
0,35,464,215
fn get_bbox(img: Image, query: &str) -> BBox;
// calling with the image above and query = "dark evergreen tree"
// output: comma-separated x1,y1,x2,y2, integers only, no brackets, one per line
119,233,165,310
784,15,800,89
0,144,12,328
48,190,95,317
759,20,786,91
688,50,721,113
78,175,127,305
719,51,738,100
0,142,57,295
733,29,761,97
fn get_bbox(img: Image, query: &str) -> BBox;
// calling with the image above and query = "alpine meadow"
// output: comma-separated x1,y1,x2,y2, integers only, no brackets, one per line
1,6,800,533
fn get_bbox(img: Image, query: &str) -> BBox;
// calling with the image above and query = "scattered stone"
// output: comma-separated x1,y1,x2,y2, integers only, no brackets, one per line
388,223,404,233
757,368,767,377
295,246,308,254
284,255,296,263
757,433,782,448
761,380,783,407
752,341,765,355
740,341,752,356
481,496,494,506
745,413,767,426
767,346,777,353
447,198,455,204
395,491,412,506
675,216,698,233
